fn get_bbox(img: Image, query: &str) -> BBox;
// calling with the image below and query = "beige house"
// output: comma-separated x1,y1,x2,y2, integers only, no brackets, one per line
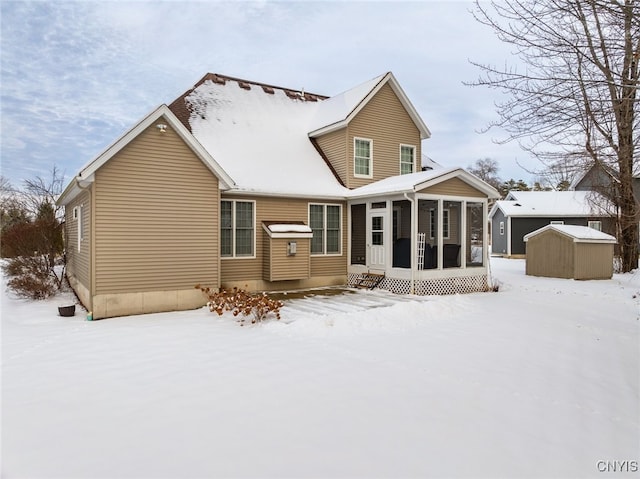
58,72,500,319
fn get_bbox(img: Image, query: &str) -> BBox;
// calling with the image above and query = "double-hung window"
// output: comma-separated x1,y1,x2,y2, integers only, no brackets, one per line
310,204,341,255
354,138,372,178
221,200,255,257
400,145,415,175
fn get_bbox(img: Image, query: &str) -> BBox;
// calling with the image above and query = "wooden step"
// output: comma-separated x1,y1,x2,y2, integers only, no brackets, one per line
352,273,385,290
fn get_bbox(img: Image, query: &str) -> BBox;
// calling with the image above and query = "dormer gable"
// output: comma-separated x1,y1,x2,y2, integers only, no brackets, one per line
311,73,431,189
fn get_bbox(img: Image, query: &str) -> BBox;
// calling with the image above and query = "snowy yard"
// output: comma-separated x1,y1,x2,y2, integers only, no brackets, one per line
2,258,639,478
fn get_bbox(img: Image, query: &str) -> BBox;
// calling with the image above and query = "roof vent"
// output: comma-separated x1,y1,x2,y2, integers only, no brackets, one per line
211,75,226,85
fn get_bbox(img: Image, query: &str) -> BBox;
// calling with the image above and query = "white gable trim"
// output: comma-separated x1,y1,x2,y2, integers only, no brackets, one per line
58,104,235,206
414,168,500,198
309,73,431,140
523,224,616,244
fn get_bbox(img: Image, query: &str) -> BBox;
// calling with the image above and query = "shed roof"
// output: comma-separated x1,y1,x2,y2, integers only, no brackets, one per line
524,224,616,243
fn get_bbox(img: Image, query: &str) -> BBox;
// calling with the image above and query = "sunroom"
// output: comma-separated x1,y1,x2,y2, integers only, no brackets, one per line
347,168,500,295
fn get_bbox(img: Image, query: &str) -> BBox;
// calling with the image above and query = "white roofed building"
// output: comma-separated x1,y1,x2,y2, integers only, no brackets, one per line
489,190,615,257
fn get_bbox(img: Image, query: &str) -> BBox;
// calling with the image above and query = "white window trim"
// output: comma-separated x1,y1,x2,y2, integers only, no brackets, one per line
588,220,602,231
399,144,416,175
221,199,256,259
72,207,78,220
353,137,373,179
309,203,343,256
77,205,83,252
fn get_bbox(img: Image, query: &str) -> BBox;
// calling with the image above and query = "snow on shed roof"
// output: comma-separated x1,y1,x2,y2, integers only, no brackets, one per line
524,224,616,243
184,76,349,198
491,190,611,218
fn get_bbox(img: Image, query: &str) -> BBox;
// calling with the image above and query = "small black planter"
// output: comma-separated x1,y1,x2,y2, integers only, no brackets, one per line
58,305,76,317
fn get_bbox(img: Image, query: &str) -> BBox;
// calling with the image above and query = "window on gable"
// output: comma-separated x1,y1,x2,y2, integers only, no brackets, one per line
310,204,341,255
221,200,255,258
400,145,415,175
354,138,372,178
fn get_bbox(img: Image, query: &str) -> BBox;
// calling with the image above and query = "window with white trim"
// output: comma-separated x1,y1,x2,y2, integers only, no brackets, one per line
310,204,341,255
400,145,415,175
221,200,255,257
77,205,83,251
499,221,505,235
354,138,372,178
588,220,602,231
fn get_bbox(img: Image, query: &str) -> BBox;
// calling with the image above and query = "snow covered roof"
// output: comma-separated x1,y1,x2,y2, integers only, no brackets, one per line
308,72,431,139
167,72,432,199
524,224,616,243
262,222,313,238
348,167,500,199
490,191,612,218
182,76,348,199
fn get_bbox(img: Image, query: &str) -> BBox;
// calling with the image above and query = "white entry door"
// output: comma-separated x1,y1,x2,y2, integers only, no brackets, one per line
368,213,386,270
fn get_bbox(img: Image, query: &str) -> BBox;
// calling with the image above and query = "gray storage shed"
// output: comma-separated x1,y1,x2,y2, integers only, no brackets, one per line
524,225,616,280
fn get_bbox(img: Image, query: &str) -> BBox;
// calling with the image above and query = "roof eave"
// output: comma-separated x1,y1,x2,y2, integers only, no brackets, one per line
58,104,236,205
309,72,431,140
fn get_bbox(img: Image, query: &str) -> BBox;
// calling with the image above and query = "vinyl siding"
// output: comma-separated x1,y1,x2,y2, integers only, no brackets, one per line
419,178,485,197
65,189,91,291
347,83,422,188
315,128,348,185
491,209,508,255
264,237,311,281
221,196,347,283
94,118,220,294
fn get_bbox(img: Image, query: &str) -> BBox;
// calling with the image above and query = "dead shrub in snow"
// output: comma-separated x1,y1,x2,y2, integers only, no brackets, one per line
4,255,59,299
196,285,284,325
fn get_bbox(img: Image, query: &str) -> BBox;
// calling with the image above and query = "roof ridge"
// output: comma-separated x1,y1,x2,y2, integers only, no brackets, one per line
169,72,330,131
198,73,329,100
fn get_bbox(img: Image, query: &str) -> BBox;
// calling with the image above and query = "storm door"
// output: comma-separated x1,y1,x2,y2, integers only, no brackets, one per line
368,206,386,270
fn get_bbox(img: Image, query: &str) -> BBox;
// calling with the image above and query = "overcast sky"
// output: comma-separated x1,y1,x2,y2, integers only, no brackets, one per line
1,0,538,189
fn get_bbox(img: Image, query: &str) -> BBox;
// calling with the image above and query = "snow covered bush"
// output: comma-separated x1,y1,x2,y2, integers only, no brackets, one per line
196,285,284,325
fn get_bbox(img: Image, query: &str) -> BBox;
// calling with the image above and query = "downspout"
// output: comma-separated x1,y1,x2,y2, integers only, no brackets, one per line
404,192,416,294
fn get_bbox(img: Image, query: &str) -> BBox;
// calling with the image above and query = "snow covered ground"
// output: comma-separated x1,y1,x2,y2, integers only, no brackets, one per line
2,258,639,478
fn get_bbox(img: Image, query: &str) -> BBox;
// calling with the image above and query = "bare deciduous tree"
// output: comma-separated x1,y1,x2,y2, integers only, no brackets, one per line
468,0,639,272
468,158,503,191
